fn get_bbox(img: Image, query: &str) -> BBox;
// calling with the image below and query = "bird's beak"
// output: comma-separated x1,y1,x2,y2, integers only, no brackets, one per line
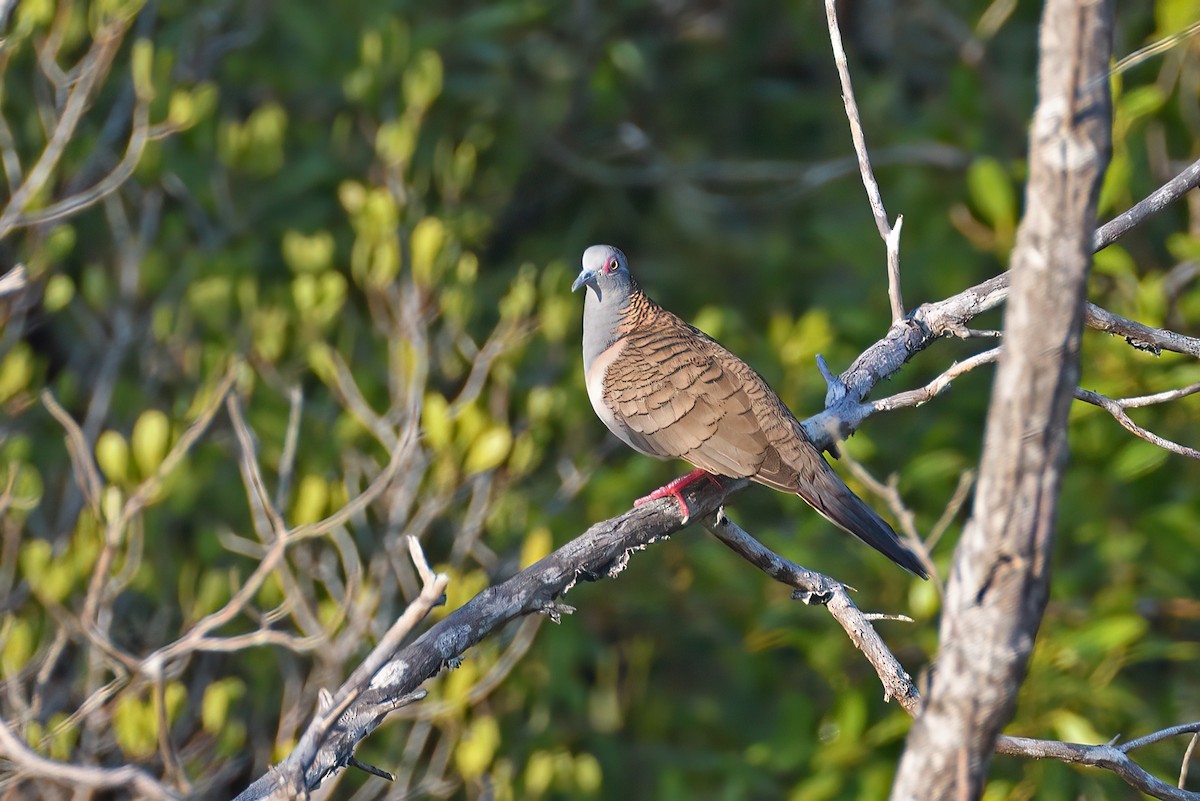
571,269,590,293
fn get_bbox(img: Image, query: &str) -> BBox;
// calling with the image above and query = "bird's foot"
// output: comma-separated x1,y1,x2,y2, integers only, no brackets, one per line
635,468,719,523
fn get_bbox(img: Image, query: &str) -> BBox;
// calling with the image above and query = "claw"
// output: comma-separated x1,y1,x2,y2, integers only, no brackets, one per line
634,468,718,523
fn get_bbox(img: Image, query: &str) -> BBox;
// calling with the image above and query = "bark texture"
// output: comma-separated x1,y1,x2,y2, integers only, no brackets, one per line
890,1,1113,798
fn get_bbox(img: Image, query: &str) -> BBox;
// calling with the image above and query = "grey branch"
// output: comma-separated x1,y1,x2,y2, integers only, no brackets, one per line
824,0,905,323
1075,385,1200,458
996,730,1200,801
701,507,1200,801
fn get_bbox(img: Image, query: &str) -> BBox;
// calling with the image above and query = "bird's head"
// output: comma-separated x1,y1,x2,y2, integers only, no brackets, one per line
572,244,631,301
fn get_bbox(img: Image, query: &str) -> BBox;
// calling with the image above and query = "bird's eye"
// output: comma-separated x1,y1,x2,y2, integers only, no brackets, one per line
605,257,619,273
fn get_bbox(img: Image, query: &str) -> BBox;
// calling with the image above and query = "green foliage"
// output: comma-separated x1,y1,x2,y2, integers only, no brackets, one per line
1,1,1197,799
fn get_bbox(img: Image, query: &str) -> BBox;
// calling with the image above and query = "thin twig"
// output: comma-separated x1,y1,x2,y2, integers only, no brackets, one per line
0,717,178,800
871,348,1003,413
0,264,27,299
282,538,449,797
1074,387,1200,459
824,0,905,322
1094,157,1200,251
1180,733,1198,789
0,25,126,240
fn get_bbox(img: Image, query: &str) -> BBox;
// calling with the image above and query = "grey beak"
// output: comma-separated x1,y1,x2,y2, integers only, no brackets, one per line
571,270,590,293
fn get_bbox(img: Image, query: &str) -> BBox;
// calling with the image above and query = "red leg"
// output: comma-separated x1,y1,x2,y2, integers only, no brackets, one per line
634,468,721,522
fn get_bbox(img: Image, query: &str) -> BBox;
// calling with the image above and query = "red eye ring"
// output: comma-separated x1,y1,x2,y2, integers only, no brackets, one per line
605,257,619,274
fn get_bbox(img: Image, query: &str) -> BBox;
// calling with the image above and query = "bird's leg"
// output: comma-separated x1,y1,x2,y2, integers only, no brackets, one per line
635,468,721,522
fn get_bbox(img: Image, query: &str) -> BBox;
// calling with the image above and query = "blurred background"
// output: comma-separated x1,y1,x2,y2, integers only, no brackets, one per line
1,0,1198,799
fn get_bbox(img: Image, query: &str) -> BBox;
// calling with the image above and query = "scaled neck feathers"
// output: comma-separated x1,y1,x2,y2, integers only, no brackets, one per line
582,275,659,372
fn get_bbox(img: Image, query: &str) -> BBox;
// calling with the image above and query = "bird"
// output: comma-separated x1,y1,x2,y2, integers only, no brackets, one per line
572,244,929,579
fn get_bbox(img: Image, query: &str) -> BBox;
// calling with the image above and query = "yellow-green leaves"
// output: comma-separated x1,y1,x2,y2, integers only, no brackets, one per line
965,156,1017,252
523,749,603,797
455,715,501,779
411,217,446,285
345,184,402,287
20,540,74,604
291,475,330,526
201,678,247,734
131,39,154,101
403,49,443,112
464,425,513,475
43,274,75,312
218,103,288,176
376,118,419,167
422,392,453,451
0,343,35,405
131,410,171,477
519,527,553,569
96,430,130,484
282,231,335,274
292,271,347,329
114,683,187,758
1,616,35,677
499,265,538,321
167,82,219,130
15,0,55,31
281,228,345,329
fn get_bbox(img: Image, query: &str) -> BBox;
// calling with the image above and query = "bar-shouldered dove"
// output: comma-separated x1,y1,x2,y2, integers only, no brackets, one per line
572,244,928,579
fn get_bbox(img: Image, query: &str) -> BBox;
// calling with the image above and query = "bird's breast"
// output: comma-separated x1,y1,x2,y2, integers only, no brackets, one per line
584,337,660,458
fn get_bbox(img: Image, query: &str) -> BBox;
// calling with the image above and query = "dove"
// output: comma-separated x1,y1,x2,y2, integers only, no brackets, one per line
572,244,928,578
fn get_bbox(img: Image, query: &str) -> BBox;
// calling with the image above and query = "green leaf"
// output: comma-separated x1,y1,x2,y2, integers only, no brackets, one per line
114,692,158,758
1111,439,1168,481
2,617,35,677
966,157,1016,236
282,230,335,274
131,410,170,477
455,715,500,779
202,678,246,734
95,430,130,484
43,274,75,313
464,426,512,475
0,343,34,404
403,49,443,111
131,38,154,101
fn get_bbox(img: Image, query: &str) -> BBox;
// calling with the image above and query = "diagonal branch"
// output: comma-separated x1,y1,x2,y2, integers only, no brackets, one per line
1075,385,1200,458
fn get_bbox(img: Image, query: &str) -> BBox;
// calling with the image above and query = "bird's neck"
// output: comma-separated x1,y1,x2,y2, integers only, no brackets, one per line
582,277,654,371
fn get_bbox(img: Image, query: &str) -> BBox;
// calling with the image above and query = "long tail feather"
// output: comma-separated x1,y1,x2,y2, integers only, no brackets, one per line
800,465,930,579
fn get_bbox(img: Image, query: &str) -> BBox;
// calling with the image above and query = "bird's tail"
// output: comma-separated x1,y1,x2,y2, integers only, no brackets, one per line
799,463,930,579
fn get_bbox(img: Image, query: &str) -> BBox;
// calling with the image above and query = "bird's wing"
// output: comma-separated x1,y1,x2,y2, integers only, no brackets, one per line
600,318,794,481
600,311,929,578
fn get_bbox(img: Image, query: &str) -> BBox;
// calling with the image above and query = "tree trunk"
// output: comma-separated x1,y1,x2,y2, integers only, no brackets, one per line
890,1,1113,798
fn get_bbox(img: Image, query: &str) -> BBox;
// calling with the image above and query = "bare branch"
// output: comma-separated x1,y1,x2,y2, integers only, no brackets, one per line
0,264,26,299
1084,302,1200,358
871,348,1002,413
995,732,1200,801
1121,721,1200,753
0,716,179,800
824,0,905,322
1181,733,1199,790
0,25,125,240
40,390,104,514
1074,386,1200,458
702,509,922,712
1117,383,1200,408
1094,156,1200,251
